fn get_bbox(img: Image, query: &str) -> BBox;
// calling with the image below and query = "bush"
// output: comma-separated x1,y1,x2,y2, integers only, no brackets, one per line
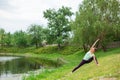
34,46,80,55
34,46,59,54
0,46,80,55
60,46,80,55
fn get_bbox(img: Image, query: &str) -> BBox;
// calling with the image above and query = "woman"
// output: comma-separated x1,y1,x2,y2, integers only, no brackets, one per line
72,39,100,73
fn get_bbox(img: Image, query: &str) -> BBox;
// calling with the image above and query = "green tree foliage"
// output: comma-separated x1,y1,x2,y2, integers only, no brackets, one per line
0,25,49,48
43,6,73,49
13,30,28,47
72,0,120,52
28,24,45,48
0,28,5,47
42,28,51,44
4,32,11,46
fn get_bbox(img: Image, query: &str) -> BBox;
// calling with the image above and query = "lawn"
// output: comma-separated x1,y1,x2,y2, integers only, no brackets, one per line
24,48,120,80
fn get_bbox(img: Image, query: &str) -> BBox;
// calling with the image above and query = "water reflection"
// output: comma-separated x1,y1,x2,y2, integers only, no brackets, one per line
0,56,19,62
0,56,59,78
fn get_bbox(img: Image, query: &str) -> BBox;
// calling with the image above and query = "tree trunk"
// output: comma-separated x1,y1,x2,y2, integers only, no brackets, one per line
102,45,107,52
83,44,88,53
36,43,38,48
58,43,61,50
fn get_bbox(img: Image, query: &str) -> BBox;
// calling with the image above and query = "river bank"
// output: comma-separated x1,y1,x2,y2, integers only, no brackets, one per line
0,52,66,80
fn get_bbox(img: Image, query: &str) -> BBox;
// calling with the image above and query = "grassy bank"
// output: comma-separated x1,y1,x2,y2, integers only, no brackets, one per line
23,48,120,80
0,47,35,53
0,46,79,55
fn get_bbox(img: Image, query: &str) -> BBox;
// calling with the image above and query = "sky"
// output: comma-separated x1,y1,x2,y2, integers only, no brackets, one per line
0,0,83,33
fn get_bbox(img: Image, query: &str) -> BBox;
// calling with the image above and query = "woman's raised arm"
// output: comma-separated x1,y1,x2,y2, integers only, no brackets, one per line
91,39,100,48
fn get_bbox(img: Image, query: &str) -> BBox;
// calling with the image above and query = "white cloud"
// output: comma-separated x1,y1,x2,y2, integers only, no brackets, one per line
0,0,83,33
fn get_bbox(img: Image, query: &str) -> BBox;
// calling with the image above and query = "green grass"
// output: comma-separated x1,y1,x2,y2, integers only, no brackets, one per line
24,48,120,80
0,47,36,53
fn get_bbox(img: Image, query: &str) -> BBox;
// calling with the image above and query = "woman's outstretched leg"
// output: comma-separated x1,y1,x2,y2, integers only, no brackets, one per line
72,60,86,73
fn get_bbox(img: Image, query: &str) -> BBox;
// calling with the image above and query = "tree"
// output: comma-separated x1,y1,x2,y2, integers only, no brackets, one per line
42,28,51,44
0,28,5,47
72,0,120,52
28,24,44,48
4,32,11,46
44,6,73,49
13,30,28,47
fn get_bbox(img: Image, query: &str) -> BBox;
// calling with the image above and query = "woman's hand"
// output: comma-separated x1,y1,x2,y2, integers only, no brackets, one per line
97,39,100,41
97,64,100,66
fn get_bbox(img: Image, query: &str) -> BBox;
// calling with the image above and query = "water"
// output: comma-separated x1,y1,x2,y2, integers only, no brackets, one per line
0,56,59,80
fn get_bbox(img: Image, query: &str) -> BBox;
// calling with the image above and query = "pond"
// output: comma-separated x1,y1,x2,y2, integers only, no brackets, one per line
0,56,60,80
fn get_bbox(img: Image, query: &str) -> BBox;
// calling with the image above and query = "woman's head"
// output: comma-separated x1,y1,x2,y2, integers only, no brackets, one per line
90,47,97,53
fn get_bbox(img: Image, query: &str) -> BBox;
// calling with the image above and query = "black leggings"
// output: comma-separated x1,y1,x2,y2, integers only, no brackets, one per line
72,57,93,73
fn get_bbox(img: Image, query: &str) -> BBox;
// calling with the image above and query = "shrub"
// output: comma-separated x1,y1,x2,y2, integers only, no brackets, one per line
60,46,80,55
34,46,80,55
34,46,59,54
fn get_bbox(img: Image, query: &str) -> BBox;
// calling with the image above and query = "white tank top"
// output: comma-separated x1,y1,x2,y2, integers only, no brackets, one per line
83,51,95,60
